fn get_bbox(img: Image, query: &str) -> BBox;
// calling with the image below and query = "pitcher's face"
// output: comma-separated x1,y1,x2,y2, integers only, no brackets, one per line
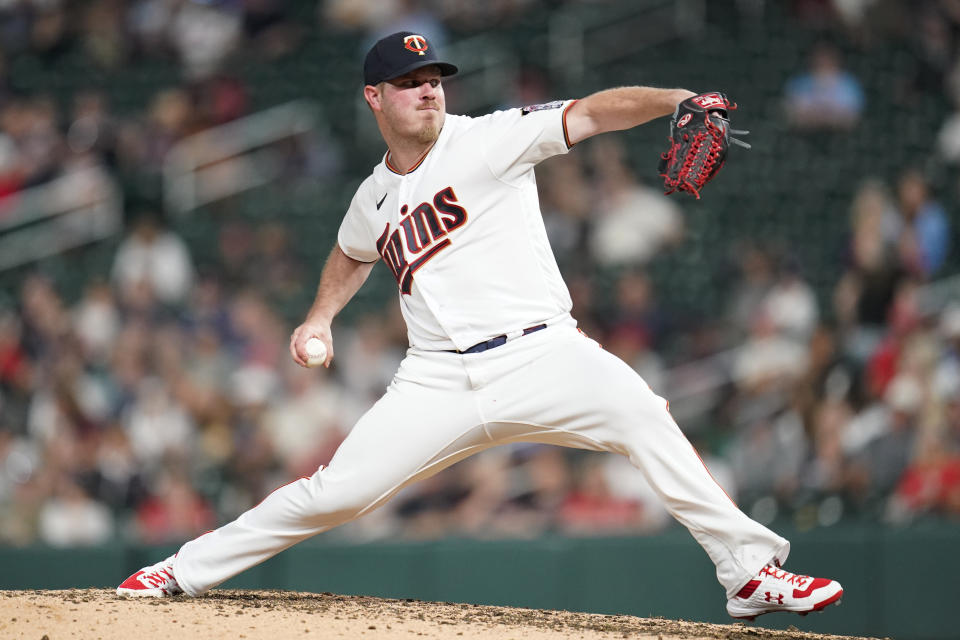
374,65,446,144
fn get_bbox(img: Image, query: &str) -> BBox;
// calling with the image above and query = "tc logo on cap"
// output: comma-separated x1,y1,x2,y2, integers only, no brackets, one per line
404,35,428,55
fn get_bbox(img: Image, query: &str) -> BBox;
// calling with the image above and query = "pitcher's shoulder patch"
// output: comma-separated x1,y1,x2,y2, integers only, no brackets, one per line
522,100,565,115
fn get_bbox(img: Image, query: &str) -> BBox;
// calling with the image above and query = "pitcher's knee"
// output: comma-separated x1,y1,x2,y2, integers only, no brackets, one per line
601,391,662,425
596,387,682,447
299,468,386,526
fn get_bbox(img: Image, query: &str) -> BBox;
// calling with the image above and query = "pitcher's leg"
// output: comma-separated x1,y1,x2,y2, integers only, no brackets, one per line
608,388,790,597
598,374,789,597
482,330,788,597
174,382,486,596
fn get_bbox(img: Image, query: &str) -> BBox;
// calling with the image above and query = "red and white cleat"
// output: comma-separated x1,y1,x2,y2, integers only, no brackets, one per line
116,556,183,598
727,564,843,620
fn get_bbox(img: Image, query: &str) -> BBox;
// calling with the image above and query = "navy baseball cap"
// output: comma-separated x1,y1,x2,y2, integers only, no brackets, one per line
363,31,458,86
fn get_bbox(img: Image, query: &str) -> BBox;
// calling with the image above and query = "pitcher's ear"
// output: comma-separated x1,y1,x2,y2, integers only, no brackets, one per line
364,85,383,111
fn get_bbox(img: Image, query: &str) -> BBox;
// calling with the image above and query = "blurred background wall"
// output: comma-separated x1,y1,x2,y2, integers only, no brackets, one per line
0,0,958,637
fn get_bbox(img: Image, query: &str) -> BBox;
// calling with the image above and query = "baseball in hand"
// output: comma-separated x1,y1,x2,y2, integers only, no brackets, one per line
304,337,328,367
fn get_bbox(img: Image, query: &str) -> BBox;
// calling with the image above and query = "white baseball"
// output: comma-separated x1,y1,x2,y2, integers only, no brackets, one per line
304,337,327,367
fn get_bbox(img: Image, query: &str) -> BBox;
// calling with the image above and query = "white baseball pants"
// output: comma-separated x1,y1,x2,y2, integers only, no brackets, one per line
173,320,789,598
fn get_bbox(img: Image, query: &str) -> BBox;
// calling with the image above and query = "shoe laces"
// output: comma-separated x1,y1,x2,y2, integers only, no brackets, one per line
140,562,176,589
759,564,809,589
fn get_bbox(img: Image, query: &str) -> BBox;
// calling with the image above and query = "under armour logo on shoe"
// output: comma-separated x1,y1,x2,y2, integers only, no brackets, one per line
764,592,784,604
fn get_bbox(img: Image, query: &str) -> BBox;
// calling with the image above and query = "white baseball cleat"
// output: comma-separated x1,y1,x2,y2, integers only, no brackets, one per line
116,555,183,597
726,564,843,620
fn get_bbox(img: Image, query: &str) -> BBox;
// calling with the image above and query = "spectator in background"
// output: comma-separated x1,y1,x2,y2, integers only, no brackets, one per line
906,4,956,98
844,374,921,505
26,336,112,442
2,96,63,189
830,0,881,42
0,308,27,385
784,42,864,131
726,244,776,340
144,88,201,172
846,179,902,257
121,376,196,468
0,428,41,543
934,305,960,408
38,476,114,547
800,396,853,497
558,456,646,536
895,169,950,278
262,360,355,478
862,278,922,399
177,323,233,423
196,75,249,126
448,450,517,538
732,310,809,394
72,280,121,367
935,93,960,165
111,210,195,307
597,452,672,533
833,180,905,361
91,425,146,512
537,153,592,270
0,126,23,198
228,288,287,368
729,417,791,505
242,0,301,59
565,272,603,341
66,91,117,166
606,271,668,351
169,0,243,80
368,0,448,46
18,274,71,362
322,0,399,33
336,310,407,405
248,223,306,309
588,138,684,267
135,473,215,544
0,310,33,439
499,66,550,113
494,446,572,536
885,312,960,522
603,324,666,393
81,0,126,69
760,260,819,343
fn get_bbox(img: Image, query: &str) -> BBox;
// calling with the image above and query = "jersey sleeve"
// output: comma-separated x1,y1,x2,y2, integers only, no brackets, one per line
479,99,576,184
337,183,380,263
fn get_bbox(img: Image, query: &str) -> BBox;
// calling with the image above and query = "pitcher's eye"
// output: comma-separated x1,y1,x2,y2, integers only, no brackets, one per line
396,78,440,89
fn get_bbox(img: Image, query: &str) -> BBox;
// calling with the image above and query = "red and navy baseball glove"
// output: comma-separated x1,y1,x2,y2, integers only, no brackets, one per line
658,92,750,199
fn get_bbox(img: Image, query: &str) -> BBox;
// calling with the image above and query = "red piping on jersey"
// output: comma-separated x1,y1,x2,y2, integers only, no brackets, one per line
663,405,739,508
690,441,738,506
562,99,578,149
385,144,433,175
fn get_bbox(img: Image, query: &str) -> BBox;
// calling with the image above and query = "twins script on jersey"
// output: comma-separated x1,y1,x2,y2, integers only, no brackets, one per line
338,101,578,352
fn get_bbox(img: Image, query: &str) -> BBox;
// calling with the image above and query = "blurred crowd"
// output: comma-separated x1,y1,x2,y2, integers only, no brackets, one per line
1,0,959,549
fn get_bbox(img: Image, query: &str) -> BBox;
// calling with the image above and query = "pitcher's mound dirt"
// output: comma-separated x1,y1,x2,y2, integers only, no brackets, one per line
0,589,877,640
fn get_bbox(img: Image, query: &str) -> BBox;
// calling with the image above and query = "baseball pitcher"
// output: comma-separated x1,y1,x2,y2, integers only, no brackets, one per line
118,32,843,621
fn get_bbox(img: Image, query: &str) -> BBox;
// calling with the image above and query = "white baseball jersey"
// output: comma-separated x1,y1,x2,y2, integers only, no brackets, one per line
338,100,576,351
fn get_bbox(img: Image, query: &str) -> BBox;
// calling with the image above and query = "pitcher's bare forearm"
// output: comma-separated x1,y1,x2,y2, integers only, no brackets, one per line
565,86,696,144
289,246,376,368
305,245,377,325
